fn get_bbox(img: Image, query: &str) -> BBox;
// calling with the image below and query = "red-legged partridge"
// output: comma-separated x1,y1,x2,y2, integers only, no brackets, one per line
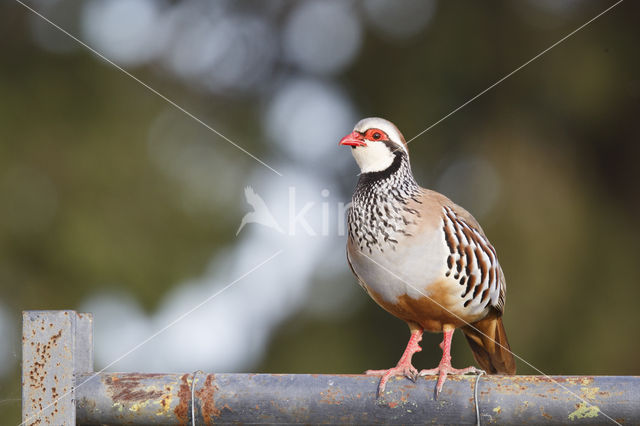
340,117,516,398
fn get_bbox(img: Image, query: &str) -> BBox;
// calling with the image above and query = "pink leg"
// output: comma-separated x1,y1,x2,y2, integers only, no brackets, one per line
419,328,483,398
366,329,423,396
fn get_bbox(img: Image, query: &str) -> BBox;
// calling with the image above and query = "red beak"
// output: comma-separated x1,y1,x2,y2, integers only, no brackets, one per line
339,131,366,147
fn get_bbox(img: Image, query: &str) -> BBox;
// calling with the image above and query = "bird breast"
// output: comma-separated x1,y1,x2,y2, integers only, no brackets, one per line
347,203,495,328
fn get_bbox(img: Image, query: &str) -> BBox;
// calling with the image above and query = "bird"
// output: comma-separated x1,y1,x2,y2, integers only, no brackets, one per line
236,186,284,235
340,117,516,398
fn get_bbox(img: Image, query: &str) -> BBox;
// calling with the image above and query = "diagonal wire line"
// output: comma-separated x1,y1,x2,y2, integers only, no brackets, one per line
20,249,284,426
406,0,624,145
356,249,621,425
14,0,283,177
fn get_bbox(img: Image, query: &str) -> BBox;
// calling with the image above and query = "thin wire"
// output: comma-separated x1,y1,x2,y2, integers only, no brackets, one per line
356,249,620,425
474,370,485,426
14,0,283,177
19,250,283,426
406,0,624,144
191,370,204,426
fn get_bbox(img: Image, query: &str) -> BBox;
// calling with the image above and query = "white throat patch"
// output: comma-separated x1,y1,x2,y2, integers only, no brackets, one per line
351,143,395,173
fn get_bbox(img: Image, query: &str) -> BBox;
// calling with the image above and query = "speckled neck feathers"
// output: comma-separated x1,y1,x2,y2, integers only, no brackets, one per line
348,152,422,253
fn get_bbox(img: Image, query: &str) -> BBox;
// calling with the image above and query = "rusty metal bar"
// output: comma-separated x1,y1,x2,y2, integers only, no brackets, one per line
75,373,640,425
22,310,93,425
22,310,640,425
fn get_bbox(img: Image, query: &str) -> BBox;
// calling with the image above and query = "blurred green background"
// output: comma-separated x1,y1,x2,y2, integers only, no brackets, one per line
1,0,639,422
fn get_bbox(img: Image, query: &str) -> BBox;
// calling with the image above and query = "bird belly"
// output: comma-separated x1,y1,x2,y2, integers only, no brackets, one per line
348,232,488,331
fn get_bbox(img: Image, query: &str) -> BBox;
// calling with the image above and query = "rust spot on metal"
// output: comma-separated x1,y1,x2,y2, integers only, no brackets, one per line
28,333,62,393
540,406,552,419
50,330,62,346
105,374,164,402
196,374,221,423
523,375,595,386
319,387,344,405
174,373,191,425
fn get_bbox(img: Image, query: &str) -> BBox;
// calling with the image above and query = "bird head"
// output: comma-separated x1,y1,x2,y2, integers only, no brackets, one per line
339,117,408,173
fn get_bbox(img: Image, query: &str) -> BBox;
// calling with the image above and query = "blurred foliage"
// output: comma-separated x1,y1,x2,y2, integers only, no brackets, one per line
1,0,640,423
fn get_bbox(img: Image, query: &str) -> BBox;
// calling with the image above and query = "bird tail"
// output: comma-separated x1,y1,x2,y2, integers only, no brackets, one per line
461,312,516,375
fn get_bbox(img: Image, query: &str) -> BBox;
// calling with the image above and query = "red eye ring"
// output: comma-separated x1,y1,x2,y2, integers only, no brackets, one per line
365,128,387,141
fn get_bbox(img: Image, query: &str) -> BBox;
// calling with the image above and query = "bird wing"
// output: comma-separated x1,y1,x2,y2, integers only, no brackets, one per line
421,192,514,373
417,188,506,314
441,201,506,314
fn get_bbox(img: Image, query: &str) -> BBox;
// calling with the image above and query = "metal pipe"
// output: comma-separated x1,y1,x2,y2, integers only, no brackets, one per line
75,373,640,425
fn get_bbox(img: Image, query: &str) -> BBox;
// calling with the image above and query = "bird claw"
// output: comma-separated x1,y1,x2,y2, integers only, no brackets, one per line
419,365,484,377
366,364,419,396
419,364,484,399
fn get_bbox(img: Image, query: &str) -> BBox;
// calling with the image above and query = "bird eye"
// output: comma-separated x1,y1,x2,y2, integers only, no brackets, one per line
365,129,386,141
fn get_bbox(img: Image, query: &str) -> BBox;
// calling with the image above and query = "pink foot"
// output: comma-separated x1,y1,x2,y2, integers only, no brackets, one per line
419,328,483,398
419,362,483,398
365,329,423,396
366,363,419,395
